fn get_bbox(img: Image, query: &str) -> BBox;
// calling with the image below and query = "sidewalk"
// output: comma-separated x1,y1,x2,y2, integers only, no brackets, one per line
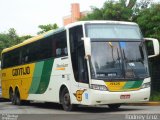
125,102,160,106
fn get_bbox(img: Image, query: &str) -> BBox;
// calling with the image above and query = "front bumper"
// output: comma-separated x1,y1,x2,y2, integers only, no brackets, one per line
87,87,150,105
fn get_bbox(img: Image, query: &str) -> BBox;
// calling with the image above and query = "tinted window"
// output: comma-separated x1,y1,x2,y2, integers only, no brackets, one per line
2,48,20,68
2,30,68,68
21,37,53,64
54,31,68,57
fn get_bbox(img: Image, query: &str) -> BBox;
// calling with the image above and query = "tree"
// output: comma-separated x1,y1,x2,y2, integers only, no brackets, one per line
7,28,19,45
132,0,153,19
102,0,133,21
19,35,33,42
135,3,160,40
137,0,153,9
0,33,13,59
81,7,103,20
37,23,59,35
81,0,137,21
0,28,31,59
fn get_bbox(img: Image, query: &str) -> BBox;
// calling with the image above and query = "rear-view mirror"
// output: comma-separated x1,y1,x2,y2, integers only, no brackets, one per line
81,37,91,59
144,38,160,58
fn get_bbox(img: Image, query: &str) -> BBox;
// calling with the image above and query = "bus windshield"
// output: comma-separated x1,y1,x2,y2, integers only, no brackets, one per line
90,41,149,80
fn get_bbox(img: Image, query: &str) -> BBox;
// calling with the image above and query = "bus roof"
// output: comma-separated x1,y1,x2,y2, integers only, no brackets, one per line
64,20,138,29
2,20,138,54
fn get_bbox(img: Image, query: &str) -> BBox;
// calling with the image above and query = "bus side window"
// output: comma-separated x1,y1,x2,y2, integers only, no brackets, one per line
56,48,62,56
54,31,68,58
21,47,29,64
2,48,21,68
39,37,53,59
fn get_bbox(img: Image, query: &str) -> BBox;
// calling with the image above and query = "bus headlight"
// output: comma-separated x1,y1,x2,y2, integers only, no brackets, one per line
90,84,108,91
141,82,151,89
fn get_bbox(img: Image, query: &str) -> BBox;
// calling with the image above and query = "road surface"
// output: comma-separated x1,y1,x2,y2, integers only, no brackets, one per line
0,101,160,120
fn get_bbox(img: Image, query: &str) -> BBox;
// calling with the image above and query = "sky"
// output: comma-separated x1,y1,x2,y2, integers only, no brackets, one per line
0,0,106,36
0,0,159,36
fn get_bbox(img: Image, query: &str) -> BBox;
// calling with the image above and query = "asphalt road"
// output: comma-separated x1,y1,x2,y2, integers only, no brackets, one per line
0,100,160,120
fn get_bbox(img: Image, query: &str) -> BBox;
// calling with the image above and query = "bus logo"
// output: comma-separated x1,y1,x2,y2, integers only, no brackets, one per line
12,66,30,76
110,82,120,86
73,89,86,102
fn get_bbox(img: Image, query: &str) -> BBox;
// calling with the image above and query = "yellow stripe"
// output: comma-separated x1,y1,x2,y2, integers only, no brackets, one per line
2,35,44,53
1,29,56,53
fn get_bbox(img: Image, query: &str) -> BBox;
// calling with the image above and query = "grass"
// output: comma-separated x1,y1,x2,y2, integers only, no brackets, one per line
150,91,160,101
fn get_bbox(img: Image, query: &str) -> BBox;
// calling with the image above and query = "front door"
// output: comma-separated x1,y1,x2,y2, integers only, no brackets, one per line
69,25,89,104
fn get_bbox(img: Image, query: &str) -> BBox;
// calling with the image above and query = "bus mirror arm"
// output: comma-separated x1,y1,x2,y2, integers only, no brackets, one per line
81,37,91,59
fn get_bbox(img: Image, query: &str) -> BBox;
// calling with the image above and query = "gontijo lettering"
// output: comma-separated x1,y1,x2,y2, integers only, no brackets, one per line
12,66,30,76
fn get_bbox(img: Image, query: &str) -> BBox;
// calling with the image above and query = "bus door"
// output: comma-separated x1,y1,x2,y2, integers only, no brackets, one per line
69,26,89,103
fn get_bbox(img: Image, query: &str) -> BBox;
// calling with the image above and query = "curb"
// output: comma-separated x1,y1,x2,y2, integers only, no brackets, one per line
125,102,160,106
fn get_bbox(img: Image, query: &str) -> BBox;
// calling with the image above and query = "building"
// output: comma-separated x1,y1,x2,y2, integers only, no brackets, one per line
63,3,89,26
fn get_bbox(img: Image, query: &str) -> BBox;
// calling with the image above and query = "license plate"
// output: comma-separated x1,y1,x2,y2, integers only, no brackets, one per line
120,94,130,99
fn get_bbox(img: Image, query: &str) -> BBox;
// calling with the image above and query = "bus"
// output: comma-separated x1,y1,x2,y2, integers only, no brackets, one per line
0,21,159,111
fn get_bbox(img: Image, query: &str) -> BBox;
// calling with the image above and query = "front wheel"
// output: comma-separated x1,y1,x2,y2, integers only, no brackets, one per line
61,88,75,111
108,104,121,110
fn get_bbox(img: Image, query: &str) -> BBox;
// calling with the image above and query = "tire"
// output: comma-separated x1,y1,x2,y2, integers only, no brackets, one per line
108,104,121,110
61,88,75,111
9,90,15,105
14,90,21,105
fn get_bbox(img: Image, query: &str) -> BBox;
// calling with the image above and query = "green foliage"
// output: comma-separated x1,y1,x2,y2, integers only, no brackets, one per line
37,23,59,35
150,91,160,101
8,28,19,45
81,7,103,20
81,0,136,21
0,28,19,57
0,33,13,56
0,28,32,59
0,23,59,60
19,35,33,42
81,0,159,40
135,4,160,40
102,1,133,21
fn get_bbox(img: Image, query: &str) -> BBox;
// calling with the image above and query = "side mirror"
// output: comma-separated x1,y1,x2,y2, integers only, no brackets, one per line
144,38,160,58
81,37,91,59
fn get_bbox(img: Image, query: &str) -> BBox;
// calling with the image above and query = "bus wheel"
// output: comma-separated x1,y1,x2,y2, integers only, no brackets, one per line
61,88,74,111
15,90,21,105
9,89,15,105
108,104,121,110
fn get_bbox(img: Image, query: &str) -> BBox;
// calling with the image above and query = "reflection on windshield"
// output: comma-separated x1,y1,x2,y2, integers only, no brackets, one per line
90,41,149,80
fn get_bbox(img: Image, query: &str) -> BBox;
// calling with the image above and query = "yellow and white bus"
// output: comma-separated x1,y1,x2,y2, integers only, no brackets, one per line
1,21,159,111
